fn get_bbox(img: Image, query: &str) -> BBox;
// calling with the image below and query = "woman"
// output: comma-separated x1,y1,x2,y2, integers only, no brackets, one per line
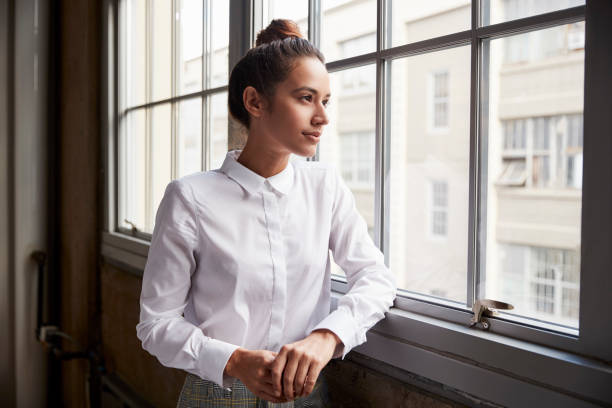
136,19,397,407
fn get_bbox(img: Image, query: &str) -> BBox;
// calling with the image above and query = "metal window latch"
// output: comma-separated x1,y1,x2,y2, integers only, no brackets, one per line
124,219,138,234
469,299,514,330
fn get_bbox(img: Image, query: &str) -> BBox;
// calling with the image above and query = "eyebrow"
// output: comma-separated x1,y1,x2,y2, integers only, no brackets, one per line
292,86,331,98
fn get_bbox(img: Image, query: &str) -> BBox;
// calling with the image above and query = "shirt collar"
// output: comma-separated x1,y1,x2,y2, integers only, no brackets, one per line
219,149,294,195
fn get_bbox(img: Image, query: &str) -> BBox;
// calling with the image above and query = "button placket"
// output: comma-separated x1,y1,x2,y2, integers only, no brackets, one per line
262,186,288,351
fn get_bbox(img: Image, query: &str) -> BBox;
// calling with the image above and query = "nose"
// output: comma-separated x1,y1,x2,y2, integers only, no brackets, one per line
312,102,329,127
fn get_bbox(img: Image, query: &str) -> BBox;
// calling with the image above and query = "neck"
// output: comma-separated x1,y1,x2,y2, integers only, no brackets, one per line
236,137,290,179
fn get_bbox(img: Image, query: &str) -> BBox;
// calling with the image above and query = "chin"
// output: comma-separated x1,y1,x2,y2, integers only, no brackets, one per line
294,145,317,158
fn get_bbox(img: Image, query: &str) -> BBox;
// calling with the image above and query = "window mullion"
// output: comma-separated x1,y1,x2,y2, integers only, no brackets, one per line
203,0,211,170
145,0,152,232
171,0,177,181
467,0,481,309
309,0,321,162
308,0,320,49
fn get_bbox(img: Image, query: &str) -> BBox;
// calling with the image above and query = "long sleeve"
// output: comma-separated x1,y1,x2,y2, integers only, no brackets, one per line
308,166,397,359
135,180,240,390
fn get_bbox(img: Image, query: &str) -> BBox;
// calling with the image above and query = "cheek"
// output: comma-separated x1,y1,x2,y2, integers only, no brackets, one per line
277,105,307,131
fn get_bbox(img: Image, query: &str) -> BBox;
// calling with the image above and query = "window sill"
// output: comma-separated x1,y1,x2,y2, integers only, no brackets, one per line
330,291,612,407
101,231,612,407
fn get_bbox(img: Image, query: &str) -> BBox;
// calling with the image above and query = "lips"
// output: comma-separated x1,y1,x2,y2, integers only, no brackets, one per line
303,131,321,138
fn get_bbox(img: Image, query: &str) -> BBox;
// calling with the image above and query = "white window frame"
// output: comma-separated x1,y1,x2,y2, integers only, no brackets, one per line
101,1,612,406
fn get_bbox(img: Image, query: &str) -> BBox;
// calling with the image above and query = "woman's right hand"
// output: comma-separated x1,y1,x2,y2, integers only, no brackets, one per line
224,348,291,403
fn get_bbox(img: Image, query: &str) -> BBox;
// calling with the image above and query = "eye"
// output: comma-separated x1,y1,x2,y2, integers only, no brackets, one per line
300,94,313,102
322,99,330,108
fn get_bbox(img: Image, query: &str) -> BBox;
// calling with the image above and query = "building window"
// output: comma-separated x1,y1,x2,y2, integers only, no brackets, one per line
498,244,580,326
496,114,583,189
430,181,448,238
431,70,449,130
339,132,375,188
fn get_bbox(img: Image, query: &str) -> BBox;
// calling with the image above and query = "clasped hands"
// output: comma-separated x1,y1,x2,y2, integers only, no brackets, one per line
224,329,341,403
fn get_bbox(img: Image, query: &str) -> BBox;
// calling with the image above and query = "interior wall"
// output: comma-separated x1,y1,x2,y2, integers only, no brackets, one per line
0,0,16,406
59,0,101,406
10,0,51,406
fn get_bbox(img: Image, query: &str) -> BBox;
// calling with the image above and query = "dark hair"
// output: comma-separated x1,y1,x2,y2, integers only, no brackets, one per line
228,19,325,128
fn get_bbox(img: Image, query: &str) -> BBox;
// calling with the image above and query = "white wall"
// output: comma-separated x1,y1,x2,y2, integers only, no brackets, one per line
1,0,50,406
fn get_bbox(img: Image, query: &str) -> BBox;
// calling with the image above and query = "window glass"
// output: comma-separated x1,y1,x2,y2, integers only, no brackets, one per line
481,23,584,329
209,92,229,170
390,0,471,47
177,0,203,95
482,0,585,26
150,104,173,232
318,65,377,277
321,0,377,62
119,109,146,232
177,98,202,177
209,0,229,88
389,46,471,304
263,0,308,39
151,0,172,101
124,0,146,107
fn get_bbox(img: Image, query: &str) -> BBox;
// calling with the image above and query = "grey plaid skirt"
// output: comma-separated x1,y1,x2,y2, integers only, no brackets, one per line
176,371,331,408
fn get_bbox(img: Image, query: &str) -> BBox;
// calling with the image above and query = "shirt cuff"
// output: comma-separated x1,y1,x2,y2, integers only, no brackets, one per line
196,337,241,391
307,307,365,360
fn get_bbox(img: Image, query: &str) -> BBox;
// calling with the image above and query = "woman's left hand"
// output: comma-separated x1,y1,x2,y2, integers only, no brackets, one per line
269,329,341,400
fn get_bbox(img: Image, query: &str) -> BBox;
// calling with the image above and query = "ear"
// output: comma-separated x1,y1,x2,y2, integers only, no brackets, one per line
243,86,268,119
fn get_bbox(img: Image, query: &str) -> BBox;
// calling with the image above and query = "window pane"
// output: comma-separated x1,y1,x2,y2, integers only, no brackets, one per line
481,23,584,329
177,0,203,95
209,0,229,88
209,92,229,170
119,109,146,232
319,65,377,277
151,0,172,101
321,0,377,62
390,1,471,47
482,0,585,26
389,46,471,304
124,0,146,107
262,0,308,39
149,104,172,233
177,98,202,177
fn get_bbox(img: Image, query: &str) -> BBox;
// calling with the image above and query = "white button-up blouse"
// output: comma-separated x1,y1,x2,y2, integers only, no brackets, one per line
136,149,397,391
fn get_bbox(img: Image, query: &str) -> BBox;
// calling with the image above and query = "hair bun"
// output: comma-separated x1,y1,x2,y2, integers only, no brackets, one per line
255,19,303,47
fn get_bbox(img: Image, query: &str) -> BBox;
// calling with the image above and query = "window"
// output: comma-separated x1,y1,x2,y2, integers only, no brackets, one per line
498,244,580,327
430,71,449,130
117,0,229,236
308,0,591,344
430,181,448,238
496,114,583,189
339,132,375,188
105,1,612,405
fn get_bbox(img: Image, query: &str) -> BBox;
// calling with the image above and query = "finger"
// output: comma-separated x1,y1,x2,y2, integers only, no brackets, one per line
257,367,282,399
269,348,288,397
303,363,322,396
257,389,290,404
282,349,300,400
294,358,310,397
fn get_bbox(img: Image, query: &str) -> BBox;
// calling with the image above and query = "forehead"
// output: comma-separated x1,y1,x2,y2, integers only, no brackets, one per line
282,57,330,95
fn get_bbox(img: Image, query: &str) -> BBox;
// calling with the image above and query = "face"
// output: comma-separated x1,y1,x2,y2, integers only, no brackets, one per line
257,57,331,158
